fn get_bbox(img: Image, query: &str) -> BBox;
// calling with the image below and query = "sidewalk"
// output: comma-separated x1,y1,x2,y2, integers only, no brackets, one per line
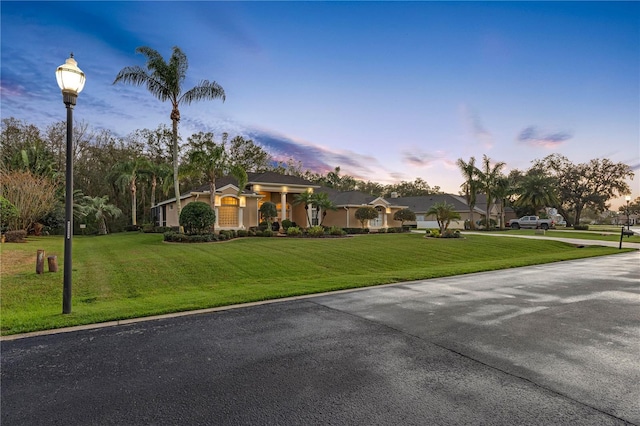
459,230,640,250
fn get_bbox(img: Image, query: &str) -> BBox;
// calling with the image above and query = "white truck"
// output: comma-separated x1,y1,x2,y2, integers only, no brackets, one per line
508,216,555,230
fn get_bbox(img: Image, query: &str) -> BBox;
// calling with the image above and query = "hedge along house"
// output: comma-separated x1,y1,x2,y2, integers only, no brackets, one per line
152,172,321,231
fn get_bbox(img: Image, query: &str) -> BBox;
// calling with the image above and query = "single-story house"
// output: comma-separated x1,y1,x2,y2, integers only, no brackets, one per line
153,172,412,231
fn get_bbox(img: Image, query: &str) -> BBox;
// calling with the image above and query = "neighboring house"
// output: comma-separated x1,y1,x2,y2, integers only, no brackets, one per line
390,194,482,229
315,187,408,230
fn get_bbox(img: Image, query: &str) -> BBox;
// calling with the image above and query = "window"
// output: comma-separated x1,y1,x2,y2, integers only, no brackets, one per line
219,197,239,227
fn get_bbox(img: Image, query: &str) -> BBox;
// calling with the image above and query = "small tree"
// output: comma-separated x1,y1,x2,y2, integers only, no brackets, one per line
355,206,378,229
82,195,122,235
259,201,278,228
293,190,315,228
393,208,416,228
312,192,337,226
426,202,461,234
180,201,215,234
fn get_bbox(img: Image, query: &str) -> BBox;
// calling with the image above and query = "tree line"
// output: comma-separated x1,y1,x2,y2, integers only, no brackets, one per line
456,154,635,228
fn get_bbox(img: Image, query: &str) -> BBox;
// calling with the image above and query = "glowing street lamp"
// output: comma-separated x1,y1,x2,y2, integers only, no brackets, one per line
56,54,86,314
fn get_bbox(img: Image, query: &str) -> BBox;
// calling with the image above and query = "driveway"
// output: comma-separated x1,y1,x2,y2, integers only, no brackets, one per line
2,252,639,425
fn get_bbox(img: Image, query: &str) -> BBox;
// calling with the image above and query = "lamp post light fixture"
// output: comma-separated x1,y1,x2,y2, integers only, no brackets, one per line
56,53,85,314
625,195,631,231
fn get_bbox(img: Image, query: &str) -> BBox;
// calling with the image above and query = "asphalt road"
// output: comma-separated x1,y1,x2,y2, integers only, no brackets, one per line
2,251,639,425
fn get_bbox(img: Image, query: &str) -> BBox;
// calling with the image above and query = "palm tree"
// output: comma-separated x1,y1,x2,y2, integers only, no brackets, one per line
142,161,172,222
456,156,479,230
476,154,506,228
182,132,247,232
82,195,122,235
493,176,511,229
312,192,337,226
114,46,226,228
110,158,150,226
426,202,461,234
292,190,315,227
514,172,559,216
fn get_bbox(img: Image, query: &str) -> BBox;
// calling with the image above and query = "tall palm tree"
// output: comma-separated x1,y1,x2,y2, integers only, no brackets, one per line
114,46,226,228
141,161,172,222
456,156,479,230
476,154,506,228
109,158,150,226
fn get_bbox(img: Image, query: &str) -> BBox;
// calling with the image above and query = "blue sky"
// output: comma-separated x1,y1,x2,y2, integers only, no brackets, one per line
1,1,638,207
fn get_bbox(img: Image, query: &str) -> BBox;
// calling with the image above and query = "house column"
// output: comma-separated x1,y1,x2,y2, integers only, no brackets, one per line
280,192,287,221
214,207,220,228
383,212,388,228
238,208,244,229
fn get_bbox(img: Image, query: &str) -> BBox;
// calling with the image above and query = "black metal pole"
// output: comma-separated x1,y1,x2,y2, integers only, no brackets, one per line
627,201,631,231
63,92,76,314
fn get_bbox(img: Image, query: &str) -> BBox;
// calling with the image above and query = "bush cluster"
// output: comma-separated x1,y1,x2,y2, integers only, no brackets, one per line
307,226,325,237
343,228,370,234
4,229,27,243
164,232,216,243
287,226,302,236
328,226,345,236
142,224,173,234
573,224,589,231
425,229,462,239
180,202,215,235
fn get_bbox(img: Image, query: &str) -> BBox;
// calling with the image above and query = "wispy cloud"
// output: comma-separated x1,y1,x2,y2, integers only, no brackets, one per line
401,149,444,168
460,104,493,149
517,126,572,147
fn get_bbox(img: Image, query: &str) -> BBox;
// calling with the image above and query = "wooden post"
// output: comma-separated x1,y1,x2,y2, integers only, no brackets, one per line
48,255,59,272
36,250,45,274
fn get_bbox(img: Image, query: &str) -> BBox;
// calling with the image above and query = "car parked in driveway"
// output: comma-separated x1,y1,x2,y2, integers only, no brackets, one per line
508,216,555,230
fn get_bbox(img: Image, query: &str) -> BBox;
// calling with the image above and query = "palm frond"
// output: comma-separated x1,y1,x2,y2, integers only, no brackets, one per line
180,80,226,105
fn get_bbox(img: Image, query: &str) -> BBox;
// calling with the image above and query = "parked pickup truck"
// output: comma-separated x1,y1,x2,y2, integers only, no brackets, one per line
508,216,555,230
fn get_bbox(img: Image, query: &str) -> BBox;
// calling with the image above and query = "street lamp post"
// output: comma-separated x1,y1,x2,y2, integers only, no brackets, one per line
625,195,631,231
56,54,86,314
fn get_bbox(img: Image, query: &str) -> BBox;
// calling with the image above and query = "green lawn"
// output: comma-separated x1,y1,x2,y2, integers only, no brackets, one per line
494,229,640,243
1,232,634,335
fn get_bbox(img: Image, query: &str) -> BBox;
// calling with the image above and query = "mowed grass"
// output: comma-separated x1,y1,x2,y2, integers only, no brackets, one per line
1,232,633,335
495,228,640,243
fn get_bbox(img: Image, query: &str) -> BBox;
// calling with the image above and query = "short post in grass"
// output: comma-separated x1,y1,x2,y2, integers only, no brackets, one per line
36,250,45,274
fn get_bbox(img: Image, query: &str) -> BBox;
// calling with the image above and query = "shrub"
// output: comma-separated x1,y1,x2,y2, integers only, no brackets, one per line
4,230,27,243
377,228,387,234
255,230,263,237
219,230,236,240
281,219,293,231
329,226,345,236
287,226,302,236
124,225,141,232
237,229,248,237
442,229,462,239
307,225,326,237
355,206,379,228
262,229,274,237
426,229,440,238
258,221,269,231
217,233,228,241
164,231,217,243
573,224,589,230
387,227,396,233
343,227,369,234
0,196,18,233
271,221,280,232
180,202,215,235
